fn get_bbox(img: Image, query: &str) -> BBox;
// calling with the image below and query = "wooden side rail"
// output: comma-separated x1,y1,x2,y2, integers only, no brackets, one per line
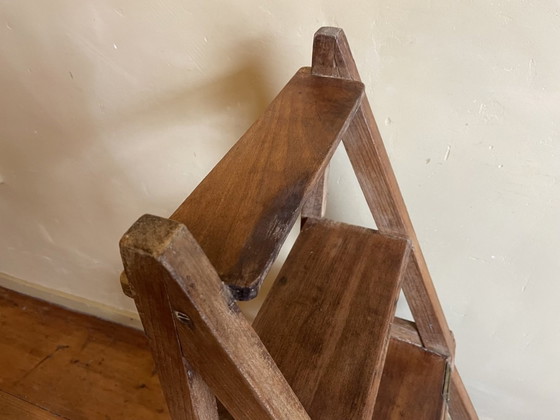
120,214,310,420
311,26,454,358
170,68,364,300
309,26,477,419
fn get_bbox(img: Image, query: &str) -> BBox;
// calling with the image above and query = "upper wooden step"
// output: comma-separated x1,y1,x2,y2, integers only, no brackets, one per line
253,218,410,419
170,69,364,300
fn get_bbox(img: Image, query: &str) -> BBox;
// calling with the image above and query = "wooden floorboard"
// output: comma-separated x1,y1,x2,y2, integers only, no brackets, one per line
0,286,169,420
0,390,66,420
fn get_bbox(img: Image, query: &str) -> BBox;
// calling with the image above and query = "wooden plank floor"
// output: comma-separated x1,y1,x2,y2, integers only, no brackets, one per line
0,286,169,420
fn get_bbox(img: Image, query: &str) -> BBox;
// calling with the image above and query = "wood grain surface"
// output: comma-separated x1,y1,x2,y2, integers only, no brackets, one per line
171,68,363,300
253,218,410,419
0,391,64,420
0,286,169,420
121,218,218,420
373,318,449,419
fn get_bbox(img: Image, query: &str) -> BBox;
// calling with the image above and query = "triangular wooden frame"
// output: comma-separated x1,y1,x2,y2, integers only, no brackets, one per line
120,26,477,420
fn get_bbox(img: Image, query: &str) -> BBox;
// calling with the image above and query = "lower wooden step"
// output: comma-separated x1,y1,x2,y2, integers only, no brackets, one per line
374,318,450,419
253,218,410,419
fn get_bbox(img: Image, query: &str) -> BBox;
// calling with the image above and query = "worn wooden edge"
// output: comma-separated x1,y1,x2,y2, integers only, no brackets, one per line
120,214,182,257
120,214,219,420
391,317,424,347
120,215,180,298
312,27,360,80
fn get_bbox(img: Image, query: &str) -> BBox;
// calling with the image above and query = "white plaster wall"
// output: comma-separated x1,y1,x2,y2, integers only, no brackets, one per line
1,1,559,418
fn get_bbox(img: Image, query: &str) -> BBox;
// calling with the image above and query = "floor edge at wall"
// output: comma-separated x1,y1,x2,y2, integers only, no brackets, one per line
0,271,142,330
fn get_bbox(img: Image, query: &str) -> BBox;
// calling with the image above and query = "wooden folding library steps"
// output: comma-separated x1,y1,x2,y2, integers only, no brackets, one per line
120,27,477,419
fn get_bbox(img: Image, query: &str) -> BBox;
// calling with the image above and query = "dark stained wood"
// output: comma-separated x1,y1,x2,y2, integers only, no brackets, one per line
121,218,218,420
373,318,449,420
253,218,410,420
449,369,479,420
171,68,364,300
312,26,455,358
121,214,310,420
0,286,169,420
0,391,64,420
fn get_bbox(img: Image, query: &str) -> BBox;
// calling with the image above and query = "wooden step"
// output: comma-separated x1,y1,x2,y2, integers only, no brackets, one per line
253,218,410,419
170,69,364,300
373,318,450,419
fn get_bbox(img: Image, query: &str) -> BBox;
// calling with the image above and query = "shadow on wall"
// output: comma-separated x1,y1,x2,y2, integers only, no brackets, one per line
0,5,278,312
109,57,275,140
